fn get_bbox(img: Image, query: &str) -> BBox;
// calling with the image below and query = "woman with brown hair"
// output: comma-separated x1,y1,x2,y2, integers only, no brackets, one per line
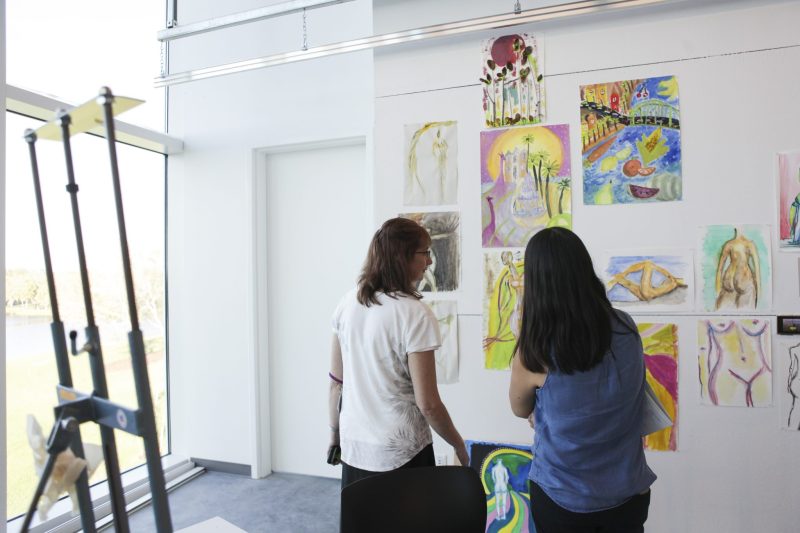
328,217,468,488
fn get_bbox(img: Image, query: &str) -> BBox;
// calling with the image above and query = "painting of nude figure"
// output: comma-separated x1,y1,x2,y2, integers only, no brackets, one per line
603,252,693,312
698,225,772,312
780,341,800,431
697,319,771,407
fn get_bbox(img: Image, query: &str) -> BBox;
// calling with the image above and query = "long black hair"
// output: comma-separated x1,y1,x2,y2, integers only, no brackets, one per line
514,227,617,374
357,217,430,307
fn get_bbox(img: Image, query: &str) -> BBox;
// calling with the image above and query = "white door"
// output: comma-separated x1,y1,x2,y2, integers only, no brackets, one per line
264,141,367,478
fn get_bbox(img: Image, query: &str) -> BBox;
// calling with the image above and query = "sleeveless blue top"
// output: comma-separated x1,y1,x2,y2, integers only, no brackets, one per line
529,309,656,512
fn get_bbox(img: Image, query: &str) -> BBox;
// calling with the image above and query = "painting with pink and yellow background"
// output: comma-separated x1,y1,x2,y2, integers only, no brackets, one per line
637,323,679,451
777,150,800,249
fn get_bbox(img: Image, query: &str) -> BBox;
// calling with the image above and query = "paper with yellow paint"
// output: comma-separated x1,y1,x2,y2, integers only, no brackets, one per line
483,250,524,370
637,323,679,451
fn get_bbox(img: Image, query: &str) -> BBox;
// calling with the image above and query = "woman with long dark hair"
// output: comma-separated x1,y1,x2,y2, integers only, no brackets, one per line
509,227,656,532
329,217,468,488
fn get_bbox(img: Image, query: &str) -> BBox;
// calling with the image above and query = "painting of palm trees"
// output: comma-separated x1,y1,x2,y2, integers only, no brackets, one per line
481,125,571,248
404,121,458,206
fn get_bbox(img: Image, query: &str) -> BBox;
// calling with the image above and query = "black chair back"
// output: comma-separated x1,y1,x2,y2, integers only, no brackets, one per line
340,465,486,533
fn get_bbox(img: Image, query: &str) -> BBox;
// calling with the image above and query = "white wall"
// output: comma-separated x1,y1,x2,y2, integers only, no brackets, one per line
1,0,7,527
372,1,799,532
165,0,374,469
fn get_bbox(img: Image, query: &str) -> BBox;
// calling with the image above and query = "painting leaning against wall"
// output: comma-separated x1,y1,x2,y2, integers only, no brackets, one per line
481,124,572,248
400,211,461,292
404,121,458,206
581,75,682,205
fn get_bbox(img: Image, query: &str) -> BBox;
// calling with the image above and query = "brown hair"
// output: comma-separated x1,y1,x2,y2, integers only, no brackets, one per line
357,217,431,306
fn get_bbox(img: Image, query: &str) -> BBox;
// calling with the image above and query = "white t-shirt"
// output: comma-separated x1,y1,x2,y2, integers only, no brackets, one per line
332,288,441,471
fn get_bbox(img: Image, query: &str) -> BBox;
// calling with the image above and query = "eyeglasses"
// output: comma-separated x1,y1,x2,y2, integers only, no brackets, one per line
415,250,432,258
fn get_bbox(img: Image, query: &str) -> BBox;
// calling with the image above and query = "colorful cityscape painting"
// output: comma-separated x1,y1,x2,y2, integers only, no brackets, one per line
581,75,682,205
777,150,800,250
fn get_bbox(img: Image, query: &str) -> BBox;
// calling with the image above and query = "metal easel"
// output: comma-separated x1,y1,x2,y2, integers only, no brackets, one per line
20,87,172,532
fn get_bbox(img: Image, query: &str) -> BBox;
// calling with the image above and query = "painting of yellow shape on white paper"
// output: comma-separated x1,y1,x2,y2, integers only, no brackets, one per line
404,121,458,206
602,251,693,312
483,250,524,370
425,300,459,384
697,318,771,407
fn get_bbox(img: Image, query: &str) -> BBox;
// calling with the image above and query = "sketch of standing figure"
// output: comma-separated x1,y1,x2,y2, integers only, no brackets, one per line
432,129,448,202
491,458,510,521
715,227,760,310
788,343,800,429
404,121,458,205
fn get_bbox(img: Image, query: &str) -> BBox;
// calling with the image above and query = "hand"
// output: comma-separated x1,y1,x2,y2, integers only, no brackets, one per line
454,441,469,467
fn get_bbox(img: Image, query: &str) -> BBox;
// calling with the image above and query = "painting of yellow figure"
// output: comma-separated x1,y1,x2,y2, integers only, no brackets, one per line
404,121,458,206
697,319,772,407
483,250,524,370
637,323,679,451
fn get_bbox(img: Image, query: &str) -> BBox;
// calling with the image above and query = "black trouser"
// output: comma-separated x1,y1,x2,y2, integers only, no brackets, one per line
529,480,651,533
340,443,435,489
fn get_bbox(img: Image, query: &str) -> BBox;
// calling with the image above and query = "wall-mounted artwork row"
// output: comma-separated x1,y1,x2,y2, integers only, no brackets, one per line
638,323,679,451
483,249,523,370
581,75,682,205
698,224,772,312
404,121,458,206
777,150,800,250
481,124,572,248
400,211,460,292
782,341,800,431
698,318,772,407
480,33,544,127
465,440,533,532
603,252,693,312
425,300,459,385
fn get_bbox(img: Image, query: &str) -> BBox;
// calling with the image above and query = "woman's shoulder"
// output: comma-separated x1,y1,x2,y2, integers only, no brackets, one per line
611,308,636,330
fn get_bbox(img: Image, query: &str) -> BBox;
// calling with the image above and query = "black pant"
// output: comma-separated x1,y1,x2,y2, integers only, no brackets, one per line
529,480,651,533
340,443,435,489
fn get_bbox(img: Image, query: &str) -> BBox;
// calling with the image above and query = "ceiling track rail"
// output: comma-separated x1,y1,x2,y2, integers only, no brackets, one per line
154,0,671,88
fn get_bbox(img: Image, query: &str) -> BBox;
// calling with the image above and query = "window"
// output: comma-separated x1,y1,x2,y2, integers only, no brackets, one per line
5,0,171,523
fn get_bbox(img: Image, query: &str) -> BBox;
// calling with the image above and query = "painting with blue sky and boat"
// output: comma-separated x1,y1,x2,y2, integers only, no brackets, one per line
581,75,682,205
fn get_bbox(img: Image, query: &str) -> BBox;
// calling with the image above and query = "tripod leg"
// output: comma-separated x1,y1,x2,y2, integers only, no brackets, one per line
57,112,131,533
99,88,173,532
20,450,58,532
25,130,97,532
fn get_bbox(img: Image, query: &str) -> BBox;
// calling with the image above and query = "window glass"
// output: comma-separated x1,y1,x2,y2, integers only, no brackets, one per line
6,0,166,130
5,111,167,520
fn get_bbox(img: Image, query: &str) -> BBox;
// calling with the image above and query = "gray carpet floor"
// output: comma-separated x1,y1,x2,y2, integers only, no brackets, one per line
126,471,341,532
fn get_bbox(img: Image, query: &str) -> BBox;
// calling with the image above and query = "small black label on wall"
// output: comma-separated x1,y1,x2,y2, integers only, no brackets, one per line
777,316,800,335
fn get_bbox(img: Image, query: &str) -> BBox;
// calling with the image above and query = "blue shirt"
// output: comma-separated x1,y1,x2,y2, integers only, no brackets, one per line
529,309,656,512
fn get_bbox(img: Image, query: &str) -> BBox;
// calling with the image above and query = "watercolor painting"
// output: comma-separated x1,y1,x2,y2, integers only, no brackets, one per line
698,225,772,312
581,75,682,205
425,300,459,384
603,252,693,311
483,250,524,370
777,150,800,250
481,125,572,248
697,319,772,407
400,211,460,292
466,440,532,533
638,323,679,451
480,33,544,127
404,121,458,206
781,341,800,431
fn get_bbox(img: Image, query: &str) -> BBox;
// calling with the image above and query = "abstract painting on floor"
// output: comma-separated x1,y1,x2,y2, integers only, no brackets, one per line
638,323,679,451
698,224,772,312
404,121,458,206
425,300,459,384
481,124,571,248
466,440,533,533
581,75,682,205
603,252,693,312
480,33,544,127
483,250,524,370
400,211,460,292
777,150,800,250
697,318,772,407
